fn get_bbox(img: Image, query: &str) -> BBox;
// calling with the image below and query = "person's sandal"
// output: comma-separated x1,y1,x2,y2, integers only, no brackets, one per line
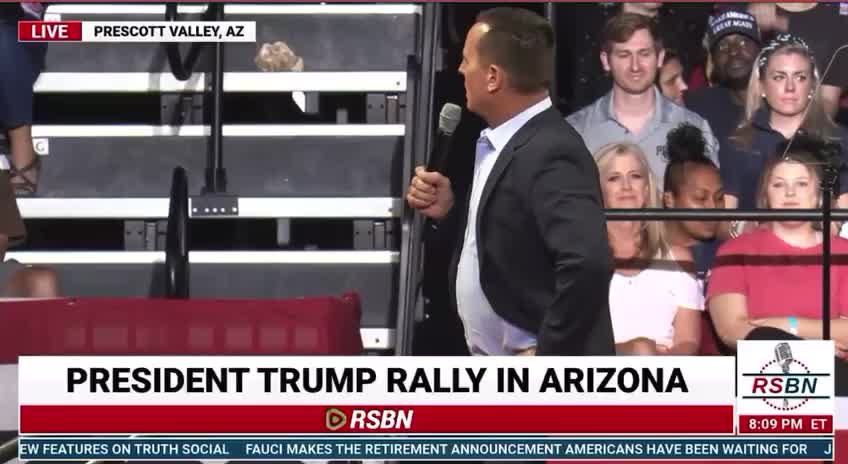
9,156,41,196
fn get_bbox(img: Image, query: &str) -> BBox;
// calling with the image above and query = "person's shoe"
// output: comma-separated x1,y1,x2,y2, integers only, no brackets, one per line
9,155,40,196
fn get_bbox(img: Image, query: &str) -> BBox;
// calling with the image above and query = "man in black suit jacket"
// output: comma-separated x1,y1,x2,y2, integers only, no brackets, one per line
407,7,615,356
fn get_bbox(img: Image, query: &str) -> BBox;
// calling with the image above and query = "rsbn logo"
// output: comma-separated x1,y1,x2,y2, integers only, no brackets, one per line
744,342,830,411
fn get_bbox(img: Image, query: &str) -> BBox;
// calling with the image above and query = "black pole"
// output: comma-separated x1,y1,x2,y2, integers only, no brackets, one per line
821,156,841,341
206,3,226,193
398,2,440,356
0,438,16,464
166,167,189,299
603,208,848,221
544,2,557,107
823,185,832,341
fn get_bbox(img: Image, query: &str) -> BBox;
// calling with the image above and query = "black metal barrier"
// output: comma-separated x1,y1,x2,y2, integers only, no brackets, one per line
605,208,848,221
205,3,227,194
164,4,213,81
166,166,190,299
606,207,848,341
0,438,16,464
164,4,227,194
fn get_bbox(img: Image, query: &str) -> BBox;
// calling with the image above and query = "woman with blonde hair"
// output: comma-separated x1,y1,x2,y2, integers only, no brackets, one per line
594,142,702,356
719,33,848,236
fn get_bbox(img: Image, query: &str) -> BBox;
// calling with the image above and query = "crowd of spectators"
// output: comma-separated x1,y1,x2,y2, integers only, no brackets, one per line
564,5,848,390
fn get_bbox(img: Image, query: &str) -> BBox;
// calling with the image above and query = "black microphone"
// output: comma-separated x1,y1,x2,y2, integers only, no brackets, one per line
426,103,462,173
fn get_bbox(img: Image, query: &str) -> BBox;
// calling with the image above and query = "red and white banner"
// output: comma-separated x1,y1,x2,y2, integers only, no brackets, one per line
18,356,735,435
18,21,256,42
736,341,835,436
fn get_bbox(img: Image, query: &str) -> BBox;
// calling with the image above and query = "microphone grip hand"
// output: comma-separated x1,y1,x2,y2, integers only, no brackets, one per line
835,341,848,360
406,166,455,221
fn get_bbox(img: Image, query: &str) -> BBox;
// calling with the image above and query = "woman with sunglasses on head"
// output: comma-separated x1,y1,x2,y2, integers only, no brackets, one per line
719,34,848,237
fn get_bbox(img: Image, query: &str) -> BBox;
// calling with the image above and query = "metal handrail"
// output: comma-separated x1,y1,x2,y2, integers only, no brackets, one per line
164,4,227,194
604,208,848,221
164,4,212,81
610,207,843,341
165,166,190,299
0,438,16,464
396,3,441,356
205,3,227,194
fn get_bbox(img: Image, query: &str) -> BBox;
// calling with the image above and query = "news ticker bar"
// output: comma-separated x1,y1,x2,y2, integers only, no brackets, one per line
18,21,256,42
18,437,835,461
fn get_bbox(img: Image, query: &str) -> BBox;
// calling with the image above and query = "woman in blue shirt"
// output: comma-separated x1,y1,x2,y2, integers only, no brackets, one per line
720,34,848,235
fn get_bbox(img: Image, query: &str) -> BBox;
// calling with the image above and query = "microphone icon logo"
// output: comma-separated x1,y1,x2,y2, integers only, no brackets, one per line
774,342,793,408
775,342,793,374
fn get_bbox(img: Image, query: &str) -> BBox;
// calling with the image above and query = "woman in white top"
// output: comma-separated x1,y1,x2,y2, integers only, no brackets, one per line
594,142,703,355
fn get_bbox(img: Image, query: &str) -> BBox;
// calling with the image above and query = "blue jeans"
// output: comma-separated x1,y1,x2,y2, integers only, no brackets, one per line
0,21,46,129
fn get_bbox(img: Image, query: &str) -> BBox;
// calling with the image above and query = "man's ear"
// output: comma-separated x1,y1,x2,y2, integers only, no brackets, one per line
657,48,666,69
600,51,611,73
487,63,504,94
662,191,675,208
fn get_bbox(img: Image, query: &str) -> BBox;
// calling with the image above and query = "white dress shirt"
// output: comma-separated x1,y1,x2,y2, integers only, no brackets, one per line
456,97,552,356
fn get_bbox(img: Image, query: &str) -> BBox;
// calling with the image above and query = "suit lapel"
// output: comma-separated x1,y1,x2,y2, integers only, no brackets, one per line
474,108,555,234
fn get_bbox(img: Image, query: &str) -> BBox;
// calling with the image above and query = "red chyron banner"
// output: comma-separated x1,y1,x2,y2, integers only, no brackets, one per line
18,21,82,41
18,356,736,435
737,415,833,434
20,405,734,434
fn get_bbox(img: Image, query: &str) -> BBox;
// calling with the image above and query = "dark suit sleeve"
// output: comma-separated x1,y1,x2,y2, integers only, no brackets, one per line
529,138,614,355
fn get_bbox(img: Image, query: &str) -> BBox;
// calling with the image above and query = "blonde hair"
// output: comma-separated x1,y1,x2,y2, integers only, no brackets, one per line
734,36,835,148
593,142,668,260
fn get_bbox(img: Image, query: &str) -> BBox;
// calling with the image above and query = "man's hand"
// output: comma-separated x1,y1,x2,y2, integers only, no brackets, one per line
836,341,848,360
406,166,455,221
617,337,658,355
515,347,536,356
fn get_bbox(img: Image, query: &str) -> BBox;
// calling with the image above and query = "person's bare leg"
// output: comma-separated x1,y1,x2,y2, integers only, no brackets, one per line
7,124,39,195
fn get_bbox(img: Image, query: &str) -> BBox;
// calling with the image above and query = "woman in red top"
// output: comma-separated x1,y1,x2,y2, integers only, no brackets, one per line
707,135,848,361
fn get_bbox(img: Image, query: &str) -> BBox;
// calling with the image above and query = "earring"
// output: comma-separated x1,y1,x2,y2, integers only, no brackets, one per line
809,93,813,100
762,94,767,99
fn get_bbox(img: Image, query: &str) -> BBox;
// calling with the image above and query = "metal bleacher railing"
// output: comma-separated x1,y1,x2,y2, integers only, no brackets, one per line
0,437,15,464
165,166,189,299
164,3,227,194
606,207,848,340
